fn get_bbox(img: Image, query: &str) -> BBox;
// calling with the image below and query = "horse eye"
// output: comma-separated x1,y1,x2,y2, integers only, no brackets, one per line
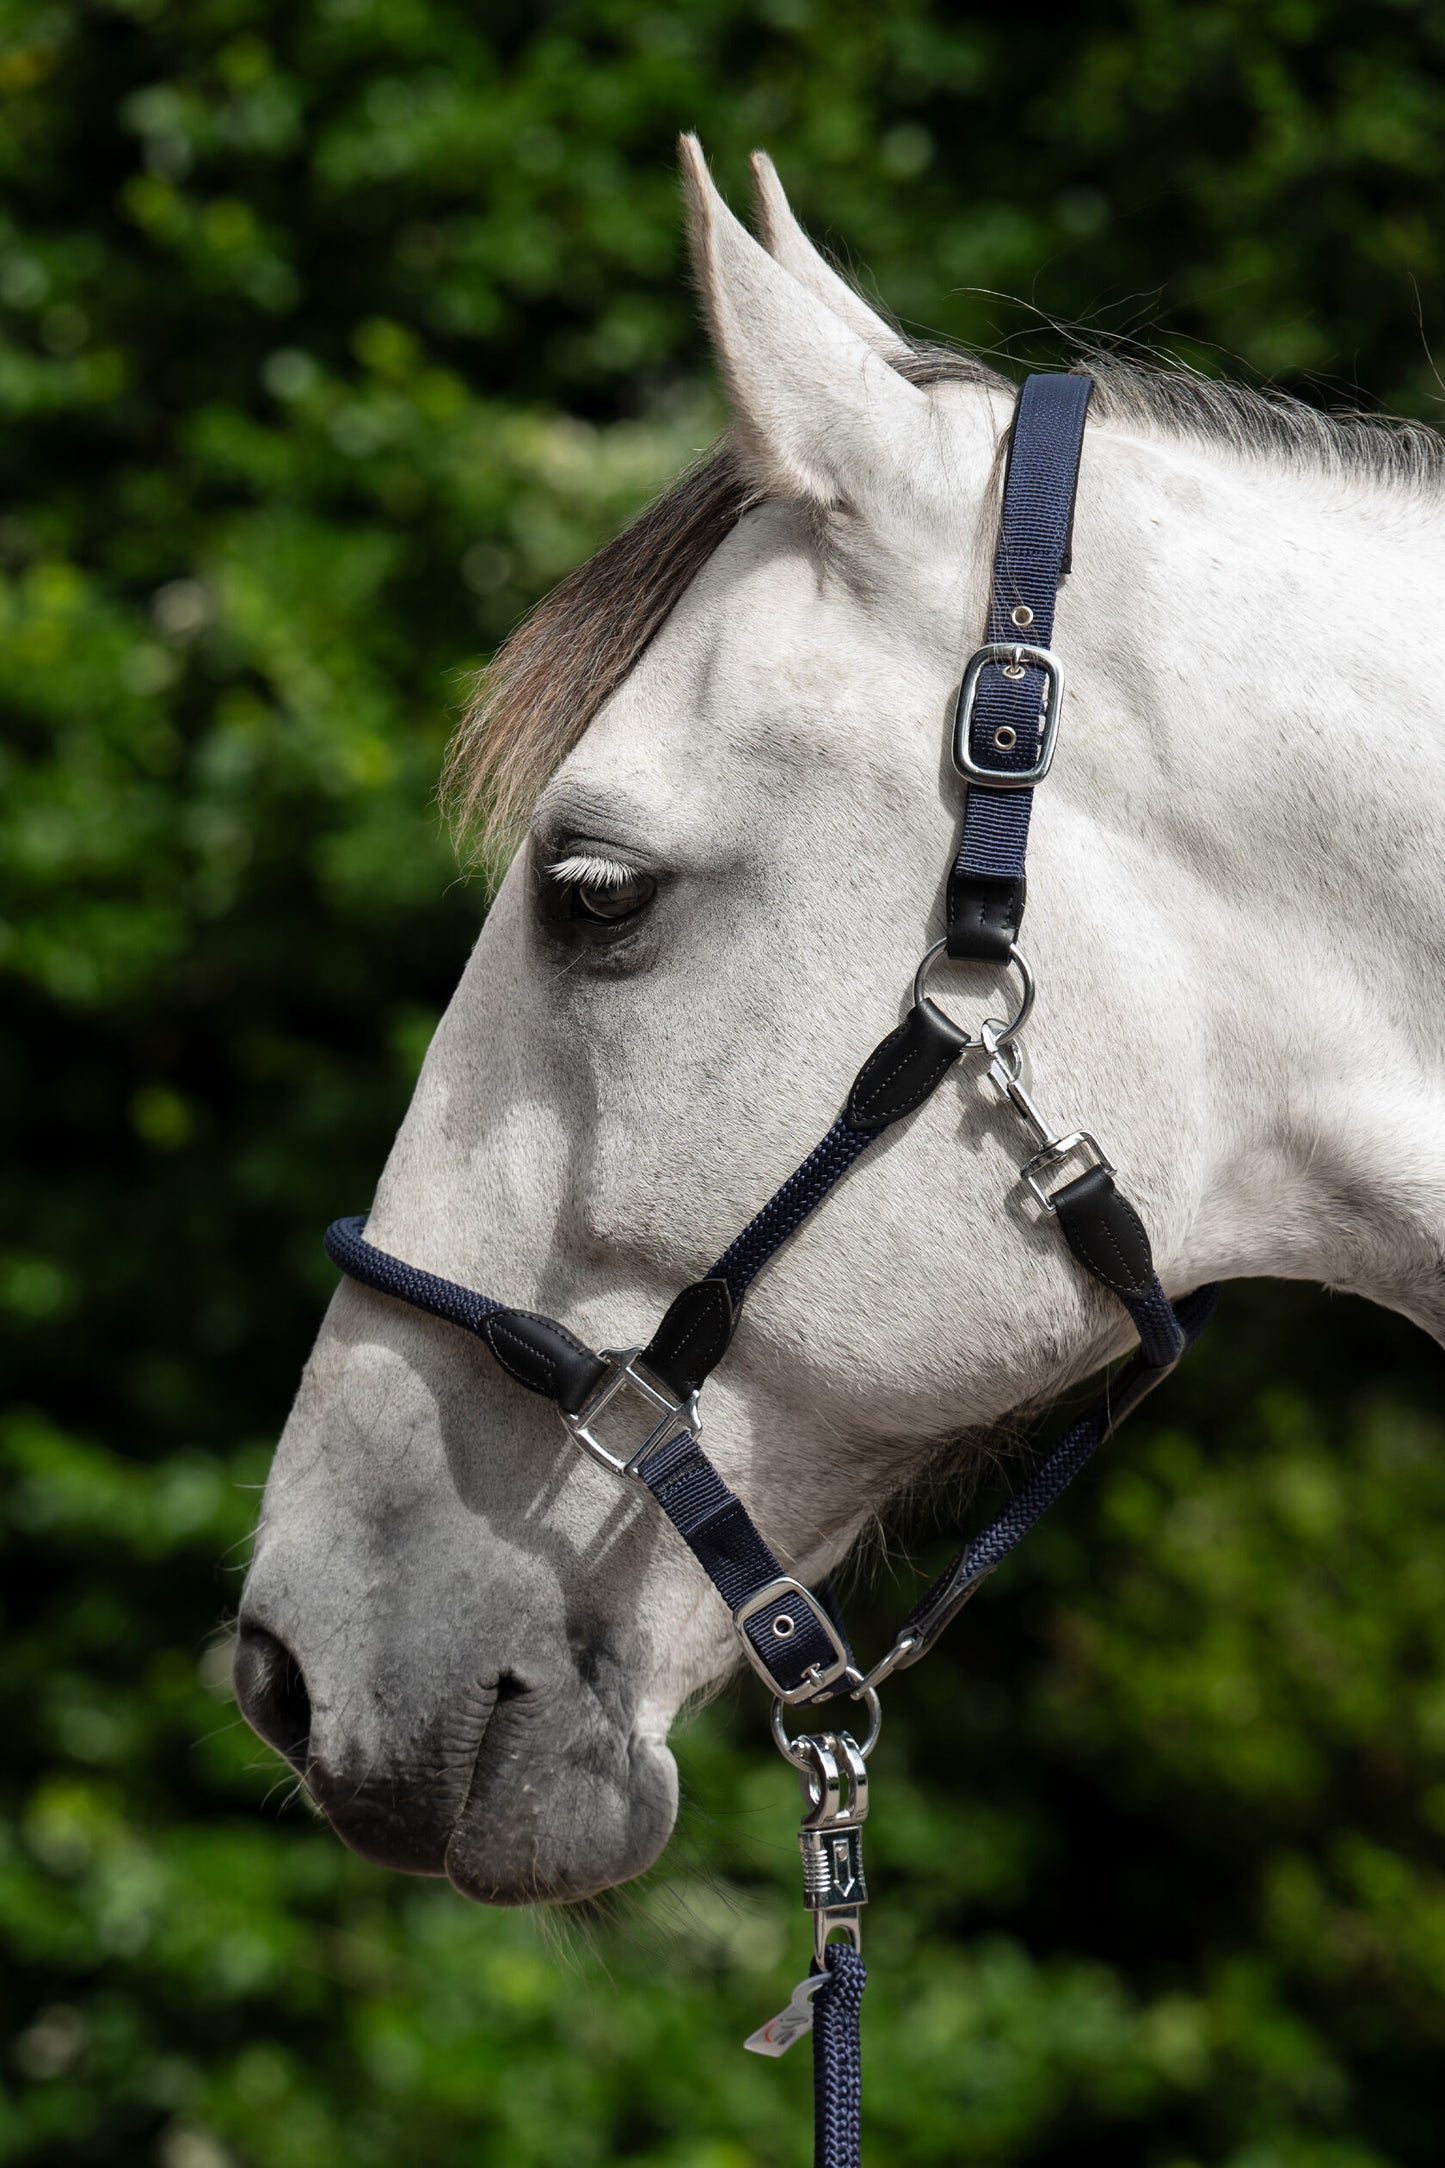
569,871,657,923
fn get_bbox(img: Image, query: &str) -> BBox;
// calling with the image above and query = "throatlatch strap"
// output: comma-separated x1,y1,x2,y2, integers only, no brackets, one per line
946,372,1092,962
897,1282,1219,1664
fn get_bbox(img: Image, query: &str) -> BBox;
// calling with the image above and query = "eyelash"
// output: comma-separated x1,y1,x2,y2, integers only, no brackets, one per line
545,852,637,889
542,846,659,928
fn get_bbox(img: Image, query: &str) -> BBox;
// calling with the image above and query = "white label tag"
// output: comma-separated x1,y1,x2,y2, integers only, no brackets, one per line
743,1973,823,2057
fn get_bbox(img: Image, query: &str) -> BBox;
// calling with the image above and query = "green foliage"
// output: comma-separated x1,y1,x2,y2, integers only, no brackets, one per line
4,2,1445,2162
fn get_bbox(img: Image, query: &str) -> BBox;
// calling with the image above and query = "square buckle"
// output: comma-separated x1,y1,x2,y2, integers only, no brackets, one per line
1021,1131,1114,1213
560,1347,700,1479
734,1576,853,1703
952,642,1066,788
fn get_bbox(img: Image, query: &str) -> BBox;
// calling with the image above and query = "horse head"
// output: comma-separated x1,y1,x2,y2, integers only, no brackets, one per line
234,141,1445,1903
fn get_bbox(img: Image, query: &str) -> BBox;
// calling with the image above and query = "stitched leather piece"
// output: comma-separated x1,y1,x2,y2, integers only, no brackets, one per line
945,873,1025,962
1051,1166,1154,1297
641,1276,736,1398
843,1003,969,1135
481,1308,608,1411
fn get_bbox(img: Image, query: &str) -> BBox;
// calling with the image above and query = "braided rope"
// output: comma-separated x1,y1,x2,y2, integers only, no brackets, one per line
812,1943,866,2168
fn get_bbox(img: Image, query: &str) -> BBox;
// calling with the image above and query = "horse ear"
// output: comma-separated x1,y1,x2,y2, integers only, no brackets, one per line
749,150,913,369
679,134,933,512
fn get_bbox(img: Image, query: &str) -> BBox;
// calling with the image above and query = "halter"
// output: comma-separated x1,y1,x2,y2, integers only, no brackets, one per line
324,373,1218,2167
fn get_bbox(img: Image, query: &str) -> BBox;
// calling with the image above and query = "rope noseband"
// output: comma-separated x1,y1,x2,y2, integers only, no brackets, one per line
324,374,1218,2166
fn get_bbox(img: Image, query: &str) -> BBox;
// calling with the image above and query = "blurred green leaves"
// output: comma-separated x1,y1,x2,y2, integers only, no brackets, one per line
5,0,1445,2162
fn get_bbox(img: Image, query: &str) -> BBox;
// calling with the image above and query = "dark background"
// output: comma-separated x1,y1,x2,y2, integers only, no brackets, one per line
5,3,1445,2162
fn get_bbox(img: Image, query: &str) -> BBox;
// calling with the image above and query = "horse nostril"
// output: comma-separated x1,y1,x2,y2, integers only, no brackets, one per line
233,1623,313,1772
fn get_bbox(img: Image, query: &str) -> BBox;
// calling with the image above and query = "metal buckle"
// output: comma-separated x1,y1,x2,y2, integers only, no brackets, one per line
952,642,1066,788
560,1347,700,1478
1021,1131,1115,1212
734,1577,853,1704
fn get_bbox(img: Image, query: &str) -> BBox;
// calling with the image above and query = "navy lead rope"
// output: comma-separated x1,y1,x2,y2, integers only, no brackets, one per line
321,372,1219,2168
813,1946,866,2168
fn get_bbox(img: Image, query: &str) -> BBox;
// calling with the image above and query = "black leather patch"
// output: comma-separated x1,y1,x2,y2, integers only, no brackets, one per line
1052,1166,1154,1297
945,872,1025,962
640,1276,736,1399
844,1002,968,1135
482,1308,608,1411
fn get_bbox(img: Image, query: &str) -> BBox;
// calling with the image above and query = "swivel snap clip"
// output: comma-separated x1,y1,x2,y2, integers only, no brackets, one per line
743,1724,873,2056
796,1730,870,1966
978,1021,1116,1211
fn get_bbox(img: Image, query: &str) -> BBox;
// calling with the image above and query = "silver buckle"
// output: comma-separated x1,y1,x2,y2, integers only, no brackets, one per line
734,1577,853,1704
952,642,1066,788
560,1347,700,1478
1021,1131,1114,1212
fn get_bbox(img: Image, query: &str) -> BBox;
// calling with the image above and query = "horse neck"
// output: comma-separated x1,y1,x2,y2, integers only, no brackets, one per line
1073,428,1445,1333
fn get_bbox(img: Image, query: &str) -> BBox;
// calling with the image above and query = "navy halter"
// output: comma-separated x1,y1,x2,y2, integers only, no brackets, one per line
323,373,1218,2167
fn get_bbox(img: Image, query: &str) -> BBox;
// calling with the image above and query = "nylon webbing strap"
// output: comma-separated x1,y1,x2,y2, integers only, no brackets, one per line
637,1426,852,1695
946,372,1092,961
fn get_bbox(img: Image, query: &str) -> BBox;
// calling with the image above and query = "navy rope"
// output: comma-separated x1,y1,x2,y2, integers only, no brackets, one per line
812,1945,866,2168
1117,1272,1187,1369
324,1215,503,1335
901,1282,1219,1653
708,1119,875,1303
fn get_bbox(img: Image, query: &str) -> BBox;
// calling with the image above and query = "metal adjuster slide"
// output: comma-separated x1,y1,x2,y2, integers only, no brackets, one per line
952,642,1066,788
734,1576,853,1703
560,1347,700,1478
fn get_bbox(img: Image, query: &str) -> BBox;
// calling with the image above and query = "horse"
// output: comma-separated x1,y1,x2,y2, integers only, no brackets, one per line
234,137,1445,1920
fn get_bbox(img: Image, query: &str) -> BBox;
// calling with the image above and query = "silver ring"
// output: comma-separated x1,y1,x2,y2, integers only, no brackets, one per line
770,1671,883,1765
911,940,1035,1048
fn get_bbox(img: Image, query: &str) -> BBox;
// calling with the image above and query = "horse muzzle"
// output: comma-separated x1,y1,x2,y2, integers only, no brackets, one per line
233,1594,678,1904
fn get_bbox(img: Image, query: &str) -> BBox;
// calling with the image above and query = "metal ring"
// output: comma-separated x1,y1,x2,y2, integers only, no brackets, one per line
911,940,1035,1048
770,1669,883,1765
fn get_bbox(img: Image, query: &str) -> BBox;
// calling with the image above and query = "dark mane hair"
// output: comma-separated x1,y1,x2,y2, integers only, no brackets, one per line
444,334,1443,860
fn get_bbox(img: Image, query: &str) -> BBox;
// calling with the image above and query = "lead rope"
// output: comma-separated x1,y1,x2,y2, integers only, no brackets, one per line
321,373,1221,2167
813,1945,866,2168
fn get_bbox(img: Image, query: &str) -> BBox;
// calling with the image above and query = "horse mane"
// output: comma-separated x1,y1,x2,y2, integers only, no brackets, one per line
445,333,1444,863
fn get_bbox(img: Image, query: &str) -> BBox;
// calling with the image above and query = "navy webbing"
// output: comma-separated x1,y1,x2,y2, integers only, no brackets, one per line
946,372,1092,955
637,1426,851,1692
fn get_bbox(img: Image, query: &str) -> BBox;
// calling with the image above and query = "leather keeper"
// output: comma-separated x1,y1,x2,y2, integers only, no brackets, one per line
844,1001,969,1134
482,1308,608,1411
1051,1165,1155,1299
640,1276,736,1399
945,872,1025,962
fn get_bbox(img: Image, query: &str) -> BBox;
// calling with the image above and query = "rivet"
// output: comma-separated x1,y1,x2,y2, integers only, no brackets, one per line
771,1613,795,1639
994,726,1017,750
1002,663,1026,679
1011,604,1034,628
